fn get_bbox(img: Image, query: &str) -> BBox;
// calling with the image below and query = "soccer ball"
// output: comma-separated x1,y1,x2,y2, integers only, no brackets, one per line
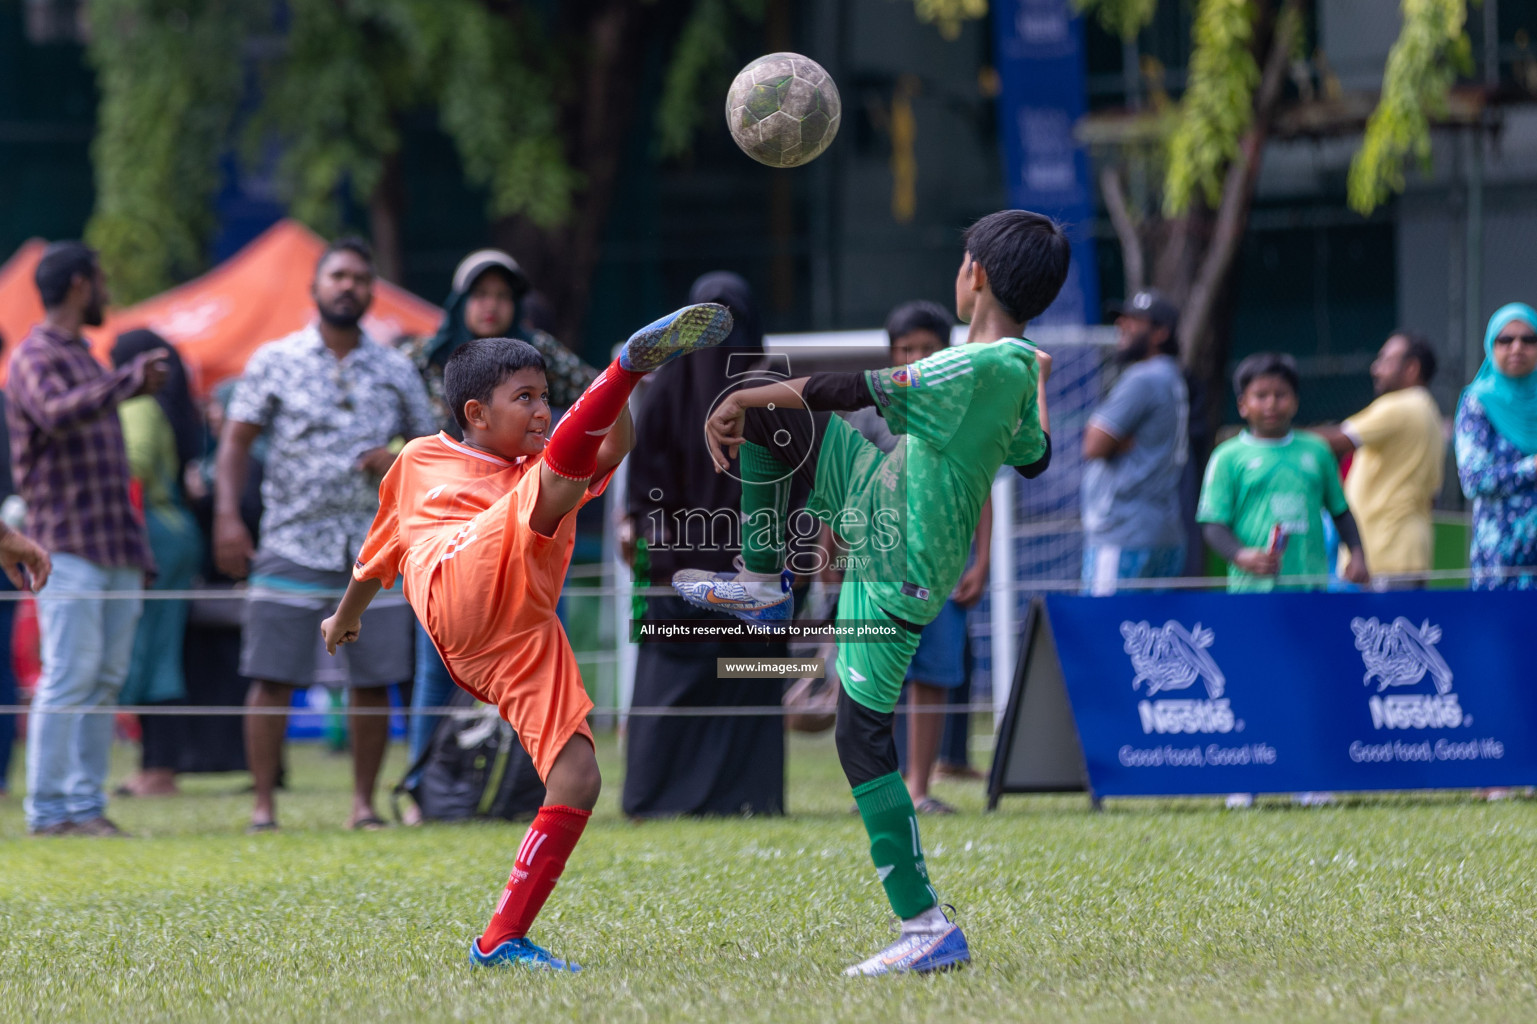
725,52,841,168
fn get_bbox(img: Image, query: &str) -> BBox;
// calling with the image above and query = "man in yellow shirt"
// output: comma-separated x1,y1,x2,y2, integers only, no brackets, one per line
1315,332,1445,584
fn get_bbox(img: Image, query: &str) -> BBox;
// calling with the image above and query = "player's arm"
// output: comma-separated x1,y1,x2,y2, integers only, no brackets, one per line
1009,350,1052,478
1332,509,1370,585
951,497,992,607
1202,523,1279,577
0,521,49,591
702,377,812,471
1012,434,1052,478
321,577,383,655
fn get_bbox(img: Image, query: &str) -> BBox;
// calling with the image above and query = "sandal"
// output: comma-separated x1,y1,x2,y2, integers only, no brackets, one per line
350,815,388,831
913,796,956,815
245,820,279,834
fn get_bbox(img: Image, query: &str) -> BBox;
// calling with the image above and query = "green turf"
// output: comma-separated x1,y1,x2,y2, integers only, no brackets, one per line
3,733,1537,1023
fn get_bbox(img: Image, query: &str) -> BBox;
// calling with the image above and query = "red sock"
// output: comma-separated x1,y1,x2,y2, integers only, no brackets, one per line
478,805,591,951
543,358,645,480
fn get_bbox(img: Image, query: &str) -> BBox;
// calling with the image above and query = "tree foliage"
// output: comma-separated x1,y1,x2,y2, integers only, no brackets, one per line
1160,0,1262,214
905,0,989,40
1074,0,1157,43
656,0,766,159
1081,0,1474,220
1347,0,1472,215
85,0,258,302
83,0,954,305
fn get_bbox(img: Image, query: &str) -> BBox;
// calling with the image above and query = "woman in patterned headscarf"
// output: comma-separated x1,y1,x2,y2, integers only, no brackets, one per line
1456,303,1537,590
409,250,597,436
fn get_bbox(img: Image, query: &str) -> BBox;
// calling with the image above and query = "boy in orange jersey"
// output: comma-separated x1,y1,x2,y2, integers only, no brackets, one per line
321,304,732,972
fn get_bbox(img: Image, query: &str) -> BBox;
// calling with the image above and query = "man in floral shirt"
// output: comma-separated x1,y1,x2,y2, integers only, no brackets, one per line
214,237,435,832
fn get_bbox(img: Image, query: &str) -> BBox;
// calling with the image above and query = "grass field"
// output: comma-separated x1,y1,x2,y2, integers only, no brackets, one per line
4,731,1537,1023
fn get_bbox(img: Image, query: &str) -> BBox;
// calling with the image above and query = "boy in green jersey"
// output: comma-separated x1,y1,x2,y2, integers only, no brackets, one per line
672,210,1066,975
1198,352,1371,592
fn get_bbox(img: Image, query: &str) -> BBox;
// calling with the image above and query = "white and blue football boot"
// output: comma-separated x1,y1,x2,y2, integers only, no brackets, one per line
844,911,971,977
468,937,582,973
618,303,734,373
671,569,794,627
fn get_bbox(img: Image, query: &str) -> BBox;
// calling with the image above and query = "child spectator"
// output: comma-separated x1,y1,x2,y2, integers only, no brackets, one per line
1198,353,1370,592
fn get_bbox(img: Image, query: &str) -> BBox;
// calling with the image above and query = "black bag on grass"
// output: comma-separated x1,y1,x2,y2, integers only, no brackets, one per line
392,687,545,822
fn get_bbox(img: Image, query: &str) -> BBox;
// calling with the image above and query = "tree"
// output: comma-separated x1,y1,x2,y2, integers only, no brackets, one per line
85,0,733,346
1077,0,1474,426
81,0,954,350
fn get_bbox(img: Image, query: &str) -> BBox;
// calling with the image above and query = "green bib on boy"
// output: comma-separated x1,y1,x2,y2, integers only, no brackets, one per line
1196,430,1348,592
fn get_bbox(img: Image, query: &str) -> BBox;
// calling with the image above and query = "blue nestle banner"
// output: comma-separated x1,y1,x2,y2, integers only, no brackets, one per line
1044,591,1537,797
992,0,1099,325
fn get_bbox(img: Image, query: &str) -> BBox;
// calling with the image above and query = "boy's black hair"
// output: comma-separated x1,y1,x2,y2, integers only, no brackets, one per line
885,300,952,344
35,241,98,309
962,210,1071,323
315,235,374,278
1232,352,1300,396
443,337,547,431
1391,329,1438,384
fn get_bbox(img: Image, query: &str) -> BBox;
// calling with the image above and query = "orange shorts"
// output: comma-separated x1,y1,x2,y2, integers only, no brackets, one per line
412,461,598,781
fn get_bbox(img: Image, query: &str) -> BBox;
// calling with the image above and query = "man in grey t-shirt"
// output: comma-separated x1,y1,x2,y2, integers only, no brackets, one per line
1081,289,1189,594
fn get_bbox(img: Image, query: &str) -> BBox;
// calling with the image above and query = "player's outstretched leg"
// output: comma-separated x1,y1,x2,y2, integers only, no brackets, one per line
835,686,970,976
544,303,733,481
672,440,794,624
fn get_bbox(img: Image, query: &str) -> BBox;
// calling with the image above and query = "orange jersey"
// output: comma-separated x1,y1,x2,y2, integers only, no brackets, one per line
353,432,610,778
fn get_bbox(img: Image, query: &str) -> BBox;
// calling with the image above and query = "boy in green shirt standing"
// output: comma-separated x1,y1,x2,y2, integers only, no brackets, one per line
1198,352,1371,591
672,210,1065,975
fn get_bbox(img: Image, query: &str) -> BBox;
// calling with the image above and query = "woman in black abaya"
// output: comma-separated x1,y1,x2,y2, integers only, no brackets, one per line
621,272,798,817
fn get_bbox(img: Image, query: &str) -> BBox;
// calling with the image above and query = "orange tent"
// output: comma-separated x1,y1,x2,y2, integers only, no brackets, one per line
0,220,444,395
0,238,48,357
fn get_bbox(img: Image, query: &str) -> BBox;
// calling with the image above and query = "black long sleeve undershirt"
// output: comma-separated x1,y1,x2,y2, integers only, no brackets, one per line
801,371,873,411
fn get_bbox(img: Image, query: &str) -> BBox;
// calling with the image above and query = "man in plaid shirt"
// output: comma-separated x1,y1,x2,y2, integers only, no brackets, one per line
6,241,168,837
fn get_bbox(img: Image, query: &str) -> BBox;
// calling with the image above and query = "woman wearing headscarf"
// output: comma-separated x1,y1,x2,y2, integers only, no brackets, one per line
112,330,205,796
620,271,795,818
1456,303,1537,589
395,250,599,820
410,249,598,435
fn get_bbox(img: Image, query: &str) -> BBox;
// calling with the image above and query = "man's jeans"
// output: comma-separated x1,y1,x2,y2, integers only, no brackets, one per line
25,554,143,829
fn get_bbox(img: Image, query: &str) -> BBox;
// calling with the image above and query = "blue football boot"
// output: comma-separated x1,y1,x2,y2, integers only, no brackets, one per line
618,303,734,373
468,937,582,973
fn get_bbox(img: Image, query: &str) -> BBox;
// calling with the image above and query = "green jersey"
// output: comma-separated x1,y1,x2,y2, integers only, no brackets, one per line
809,339,1045,624
1196,430,1348,592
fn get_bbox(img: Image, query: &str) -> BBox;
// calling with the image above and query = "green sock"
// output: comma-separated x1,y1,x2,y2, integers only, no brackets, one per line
739,442,790,575
851,772,938,919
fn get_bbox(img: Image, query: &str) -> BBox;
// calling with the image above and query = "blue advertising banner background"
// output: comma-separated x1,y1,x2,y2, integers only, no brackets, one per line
1045,591,1537,797
992,0,1099,326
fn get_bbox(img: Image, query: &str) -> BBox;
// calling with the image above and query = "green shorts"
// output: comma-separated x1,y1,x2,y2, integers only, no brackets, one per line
832,581,923,714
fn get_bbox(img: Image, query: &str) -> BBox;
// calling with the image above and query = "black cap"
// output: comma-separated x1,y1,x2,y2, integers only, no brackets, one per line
1111,289,1179,330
